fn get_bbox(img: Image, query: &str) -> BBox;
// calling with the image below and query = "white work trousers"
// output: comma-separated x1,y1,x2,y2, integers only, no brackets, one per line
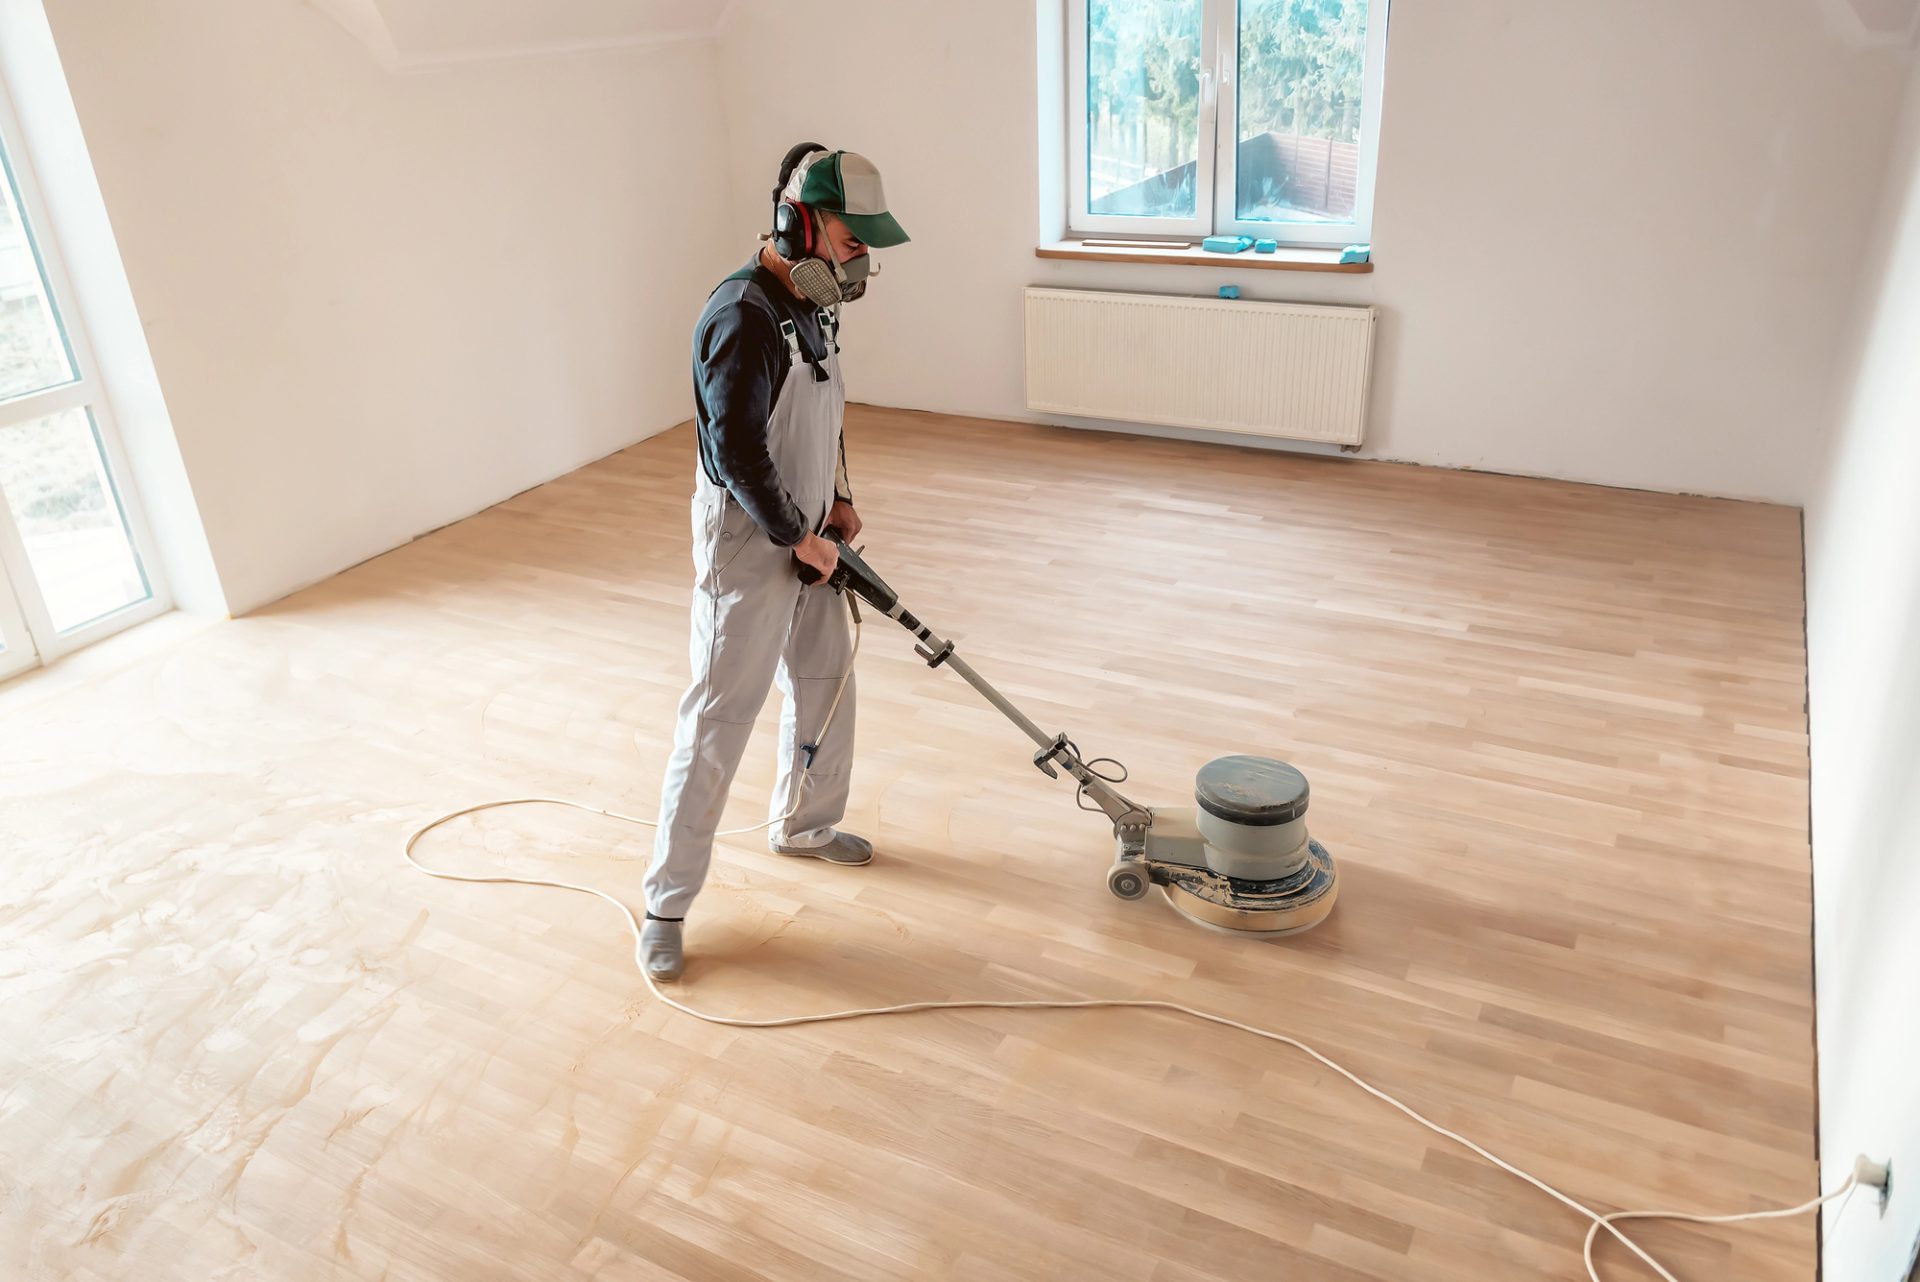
645,324,851,919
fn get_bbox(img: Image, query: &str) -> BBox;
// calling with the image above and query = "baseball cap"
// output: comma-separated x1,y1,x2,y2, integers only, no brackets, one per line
789,150,910,248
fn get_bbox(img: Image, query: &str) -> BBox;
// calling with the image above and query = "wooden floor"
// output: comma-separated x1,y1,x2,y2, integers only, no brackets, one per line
0,408,1818,1281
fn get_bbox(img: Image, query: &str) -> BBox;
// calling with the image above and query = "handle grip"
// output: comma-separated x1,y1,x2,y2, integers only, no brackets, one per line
792,526,845,586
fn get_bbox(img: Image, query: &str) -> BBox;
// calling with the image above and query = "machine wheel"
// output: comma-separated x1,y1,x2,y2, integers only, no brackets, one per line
1107,862,1151,901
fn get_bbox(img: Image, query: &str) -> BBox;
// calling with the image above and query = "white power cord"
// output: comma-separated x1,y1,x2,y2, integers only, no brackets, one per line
404,596,1869,1282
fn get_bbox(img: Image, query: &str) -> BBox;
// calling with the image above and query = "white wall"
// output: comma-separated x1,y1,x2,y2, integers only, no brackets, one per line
41,0,732,614
715,0,1907,504
1806,54,1920,1282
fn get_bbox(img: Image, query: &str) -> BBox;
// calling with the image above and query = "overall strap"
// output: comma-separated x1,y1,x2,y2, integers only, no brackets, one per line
784,317,830,383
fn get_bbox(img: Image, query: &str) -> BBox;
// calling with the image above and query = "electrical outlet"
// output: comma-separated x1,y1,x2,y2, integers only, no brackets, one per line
1854,1154,1895,1218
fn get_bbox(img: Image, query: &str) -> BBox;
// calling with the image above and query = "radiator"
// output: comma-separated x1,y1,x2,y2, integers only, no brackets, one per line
1023,287,1377,447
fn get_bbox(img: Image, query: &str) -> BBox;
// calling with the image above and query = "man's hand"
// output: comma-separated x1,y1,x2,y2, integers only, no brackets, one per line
827,499,863,542
793,531,840,582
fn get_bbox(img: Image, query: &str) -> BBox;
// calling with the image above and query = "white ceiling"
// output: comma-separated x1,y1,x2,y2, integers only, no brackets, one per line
305,0,730,70
311,0,1919,73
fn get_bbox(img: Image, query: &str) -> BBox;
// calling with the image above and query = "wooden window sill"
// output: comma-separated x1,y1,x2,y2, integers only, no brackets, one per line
1035,239,1372,274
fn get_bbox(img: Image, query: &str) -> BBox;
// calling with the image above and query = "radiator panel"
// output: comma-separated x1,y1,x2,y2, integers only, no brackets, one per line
1023,287,1377,447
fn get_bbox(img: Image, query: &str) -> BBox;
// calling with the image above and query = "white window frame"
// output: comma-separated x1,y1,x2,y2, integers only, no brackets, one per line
0,556,34,679
1067,0,1390,249
0,74,168,673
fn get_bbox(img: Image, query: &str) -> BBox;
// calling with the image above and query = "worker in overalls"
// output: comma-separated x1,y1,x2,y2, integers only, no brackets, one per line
642,145,909,981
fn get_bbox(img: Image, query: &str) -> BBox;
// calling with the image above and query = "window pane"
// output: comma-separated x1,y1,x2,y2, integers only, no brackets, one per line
0,407,149,632
1235,0,1370,225
1087,0,1204,218
0,143,77,401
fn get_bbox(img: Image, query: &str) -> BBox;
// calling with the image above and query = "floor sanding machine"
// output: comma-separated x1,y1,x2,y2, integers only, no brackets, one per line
799,534,1338,934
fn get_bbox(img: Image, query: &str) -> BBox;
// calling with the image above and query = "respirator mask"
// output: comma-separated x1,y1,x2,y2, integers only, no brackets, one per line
780,204,877,311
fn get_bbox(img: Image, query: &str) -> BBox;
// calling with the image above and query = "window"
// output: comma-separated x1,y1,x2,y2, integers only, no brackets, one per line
0,84,164,680
1067,0,1389,247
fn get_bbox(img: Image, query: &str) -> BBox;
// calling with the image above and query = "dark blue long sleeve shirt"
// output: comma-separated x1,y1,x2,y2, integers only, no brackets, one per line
691,257,845,547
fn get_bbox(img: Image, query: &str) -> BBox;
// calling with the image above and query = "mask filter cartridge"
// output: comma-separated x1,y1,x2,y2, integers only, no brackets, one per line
788,256,846,311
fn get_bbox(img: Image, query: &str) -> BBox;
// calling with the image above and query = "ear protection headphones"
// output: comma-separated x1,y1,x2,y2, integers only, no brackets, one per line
771,140,827,262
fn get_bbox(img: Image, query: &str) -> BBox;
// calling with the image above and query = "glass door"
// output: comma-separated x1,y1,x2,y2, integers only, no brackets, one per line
0,75,166,679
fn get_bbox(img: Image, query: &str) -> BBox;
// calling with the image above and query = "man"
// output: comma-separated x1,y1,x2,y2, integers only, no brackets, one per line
641,144,909,982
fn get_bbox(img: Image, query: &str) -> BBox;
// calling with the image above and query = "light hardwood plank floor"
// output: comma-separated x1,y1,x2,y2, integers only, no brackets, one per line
0,407,1817,1281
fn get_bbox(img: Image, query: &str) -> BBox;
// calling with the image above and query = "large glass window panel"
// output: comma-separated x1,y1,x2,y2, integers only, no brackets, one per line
1087,0,1206,218
0,143,76,401
1234,0,1372,226
0,407,150,633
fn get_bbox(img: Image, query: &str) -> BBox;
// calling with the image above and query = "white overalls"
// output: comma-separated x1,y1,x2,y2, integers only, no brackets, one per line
645,314,853,919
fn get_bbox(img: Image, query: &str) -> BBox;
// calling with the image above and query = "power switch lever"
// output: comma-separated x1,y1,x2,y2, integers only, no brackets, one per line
1033,733,1072,779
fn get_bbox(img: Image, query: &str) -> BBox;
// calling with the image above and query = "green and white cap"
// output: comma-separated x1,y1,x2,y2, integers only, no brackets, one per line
784,150,909,249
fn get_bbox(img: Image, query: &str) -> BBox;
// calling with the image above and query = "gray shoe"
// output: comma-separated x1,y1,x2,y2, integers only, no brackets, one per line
769,830,874,865
640,918,684,983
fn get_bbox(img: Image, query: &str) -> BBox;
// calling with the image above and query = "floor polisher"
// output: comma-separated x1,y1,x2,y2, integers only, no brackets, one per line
401,539,1871,1282
799,534,1338,934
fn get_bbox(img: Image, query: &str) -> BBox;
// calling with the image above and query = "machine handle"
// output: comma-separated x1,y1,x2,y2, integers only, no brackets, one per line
792,526,847,586
782,533,1152,831
792,530,900,614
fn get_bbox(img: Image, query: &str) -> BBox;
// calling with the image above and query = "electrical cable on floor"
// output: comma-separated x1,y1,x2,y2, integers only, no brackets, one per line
403,595,1866,1282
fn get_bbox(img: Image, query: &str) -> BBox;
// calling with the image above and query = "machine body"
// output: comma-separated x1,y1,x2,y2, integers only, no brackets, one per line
1114,756,1337,934
798,535,1339,934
